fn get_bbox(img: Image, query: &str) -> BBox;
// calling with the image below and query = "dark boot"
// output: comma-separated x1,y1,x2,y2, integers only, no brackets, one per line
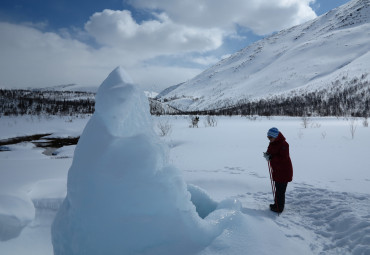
269,203,283,213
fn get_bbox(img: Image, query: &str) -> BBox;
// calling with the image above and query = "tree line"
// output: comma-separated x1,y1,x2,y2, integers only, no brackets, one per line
163,76,370,117
0,89,95,116
1,74,369,117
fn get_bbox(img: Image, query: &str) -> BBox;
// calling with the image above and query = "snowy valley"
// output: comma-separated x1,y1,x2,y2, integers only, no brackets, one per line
1,67,370,255
1,0,370,254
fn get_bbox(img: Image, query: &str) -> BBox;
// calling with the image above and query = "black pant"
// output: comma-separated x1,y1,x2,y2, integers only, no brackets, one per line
275,182,288,211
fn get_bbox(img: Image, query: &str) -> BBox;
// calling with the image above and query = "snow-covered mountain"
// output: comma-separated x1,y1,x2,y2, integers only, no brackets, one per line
158,0,370,112
31,83,99,93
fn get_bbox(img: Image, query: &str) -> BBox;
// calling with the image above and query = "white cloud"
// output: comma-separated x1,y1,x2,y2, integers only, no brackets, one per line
0,0,318,91
129,0,317,35
0,22,98,87
85,9,224,56
0,22,202,91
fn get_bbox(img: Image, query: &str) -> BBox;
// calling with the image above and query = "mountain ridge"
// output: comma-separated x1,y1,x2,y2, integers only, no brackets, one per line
157,0,370,113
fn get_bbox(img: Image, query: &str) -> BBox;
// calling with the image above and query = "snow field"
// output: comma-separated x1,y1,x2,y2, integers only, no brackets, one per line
154,115,370,254
1,112,370,254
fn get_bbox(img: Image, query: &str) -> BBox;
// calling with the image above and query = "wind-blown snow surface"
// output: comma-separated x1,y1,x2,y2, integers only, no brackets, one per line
159,0,370,111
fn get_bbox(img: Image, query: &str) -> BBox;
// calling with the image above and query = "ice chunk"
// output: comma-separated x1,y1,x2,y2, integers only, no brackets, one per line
187,184,218,219
0,194,35,241
51,67,216,255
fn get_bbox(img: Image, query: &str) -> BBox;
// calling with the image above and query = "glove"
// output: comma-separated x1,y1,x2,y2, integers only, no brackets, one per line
263,152,271,161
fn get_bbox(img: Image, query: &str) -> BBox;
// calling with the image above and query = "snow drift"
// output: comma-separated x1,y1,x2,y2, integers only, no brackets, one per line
51,67,219,255
0,194,35,241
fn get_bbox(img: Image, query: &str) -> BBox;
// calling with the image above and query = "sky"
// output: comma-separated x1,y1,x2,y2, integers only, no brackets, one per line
0,0,351,92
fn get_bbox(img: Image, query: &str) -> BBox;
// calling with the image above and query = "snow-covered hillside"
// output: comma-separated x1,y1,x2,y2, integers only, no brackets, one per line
158,0,370,112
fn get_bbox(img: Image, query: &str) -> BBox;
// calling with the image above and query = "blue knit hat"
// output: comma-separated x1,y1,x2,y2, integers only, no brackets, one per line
267,127,279,138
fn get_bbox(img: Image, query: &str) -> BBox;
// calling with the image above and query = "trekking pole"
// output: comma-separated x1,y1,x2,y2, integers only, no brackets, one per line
267,161,275,201
268,161,280,214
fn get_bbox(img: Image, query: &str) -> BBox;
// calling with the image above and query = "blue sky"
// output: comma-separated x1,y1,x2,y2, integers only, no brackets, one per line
0,0,351,91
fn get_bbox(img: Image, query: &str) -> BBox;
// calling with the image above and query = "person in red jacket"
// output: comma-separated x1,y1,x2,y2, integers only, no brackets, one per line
263,127,293,213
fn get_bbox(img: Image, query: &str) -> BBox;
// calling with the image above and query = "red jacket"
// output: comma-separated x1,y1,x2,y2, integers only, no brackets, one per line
267,132,293,183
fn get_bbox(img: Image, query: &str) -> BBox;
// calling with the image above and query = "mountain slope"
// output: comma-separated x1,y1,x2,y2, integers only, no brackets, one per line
158,0,370,112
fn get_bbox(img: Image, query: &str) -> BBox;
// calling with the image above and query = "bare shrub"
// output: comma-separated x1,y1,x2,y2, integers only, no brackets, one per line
157,120,172,136
321,131,327,139
301,116,309,128
204,115,217,127
311,122,321,128
349,118,357,139
246,115,258,121
363,117,369,127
